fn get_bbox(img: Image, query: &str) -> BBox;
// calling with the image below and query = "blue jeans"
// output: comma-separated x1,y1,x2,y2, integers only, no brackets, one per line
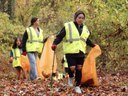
27,52,38,80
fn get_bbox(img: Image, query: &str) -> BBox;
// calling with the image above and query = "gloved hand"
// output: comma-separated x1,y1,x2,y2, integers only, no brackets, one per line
51,44,57,51
22,51,27,56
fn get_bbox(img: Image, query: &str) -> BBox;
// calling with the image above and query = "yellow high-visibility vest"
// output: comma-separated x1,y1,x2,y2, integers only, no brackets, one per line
63,21,90,54
26,27,43,53
12,48,21,67
64,55,68,68
58,73,64,79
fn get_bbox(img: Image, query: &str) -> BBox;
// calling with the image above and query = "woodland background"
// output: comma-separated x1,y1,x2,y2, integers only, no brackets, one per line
0,0,128,72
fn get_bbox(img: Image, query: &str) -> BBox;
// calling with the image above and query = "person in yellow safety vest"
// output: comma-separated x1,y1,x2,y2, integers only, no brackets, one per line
9,37,26,80
22,17,44,81
61,55,68,77
51,10,96,94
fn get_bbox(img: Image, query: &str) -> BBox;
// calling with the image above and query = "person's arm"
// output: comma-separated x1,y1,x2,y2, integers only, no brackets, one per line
10,50,13,57
86,38,95,47
9,51,13,63
53,27,66,45
22,30,28,52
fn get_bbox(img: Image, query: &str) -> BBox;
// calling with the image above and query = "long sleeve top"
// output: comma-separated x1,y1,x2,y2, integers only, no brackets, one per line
22,31,28,52
53,22,95,57
22,27,43,52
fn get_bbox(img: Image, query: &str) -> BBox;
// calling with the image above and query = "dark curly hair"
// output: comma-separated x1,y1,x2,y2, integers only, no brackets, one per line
30,17,38,26
12,37,22,49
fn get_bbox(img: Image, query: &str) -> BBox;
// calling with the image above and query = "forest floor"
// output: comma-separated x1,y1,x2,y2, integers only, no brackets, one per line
0,56,128,96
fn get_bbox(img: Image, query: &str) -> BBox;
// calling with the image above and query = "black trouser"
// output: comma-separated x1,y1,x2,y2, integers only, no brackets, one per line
15,66,23,71
66,54,85,86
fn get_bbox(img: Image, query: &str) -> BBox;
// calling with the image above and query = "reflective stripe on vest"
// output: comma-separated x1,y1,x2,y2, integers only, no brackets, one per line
12,48,21,59
13,49,20,59
68,23,73,43
26,27,43,53
27,28,43,43
65,23,87,43
12,48,21,67
65,37,86,43
63,21,90,54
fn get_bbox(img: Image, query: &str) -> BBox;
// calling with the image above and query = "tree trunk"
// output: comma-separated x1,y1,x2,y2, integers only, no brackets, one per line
7,0,15,19
0,0,7,12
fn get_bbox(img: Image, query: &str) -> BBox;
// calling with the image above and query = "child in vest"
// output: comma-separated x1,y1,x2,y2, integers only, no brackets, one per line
9,37,26,80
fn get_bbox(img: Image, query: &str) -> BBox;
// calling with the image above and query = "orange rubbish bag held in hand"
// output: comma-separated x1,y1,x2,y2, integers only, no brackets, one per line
39,36,57,78
20,55,43,79
20,55,30,73
81,45,102,86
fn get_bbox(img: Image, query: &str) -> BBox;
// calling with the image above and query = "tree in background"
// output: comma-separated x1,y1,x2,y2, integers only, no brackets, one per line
7,0,15,19
0,0,8,12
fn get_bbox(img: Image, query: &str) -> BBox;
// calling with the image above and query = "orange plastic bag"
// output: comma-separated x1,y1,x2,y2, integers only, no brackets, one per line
36,57,45,79
20,55,30,73
20,55,45,79
81,45,101,86
39,36,57,78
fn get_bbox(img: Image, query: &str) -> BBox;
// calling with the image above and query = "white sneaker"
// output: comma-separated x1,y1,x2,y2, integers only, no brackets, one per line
68,78,73,87
53,76,57,81
75,86,82,94
35,77,42,80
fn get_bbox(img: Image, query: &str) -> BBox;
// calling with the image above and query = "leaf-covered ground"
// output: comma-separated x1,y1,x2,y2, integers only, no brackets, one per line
0,56,127,96
0,69,127,96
